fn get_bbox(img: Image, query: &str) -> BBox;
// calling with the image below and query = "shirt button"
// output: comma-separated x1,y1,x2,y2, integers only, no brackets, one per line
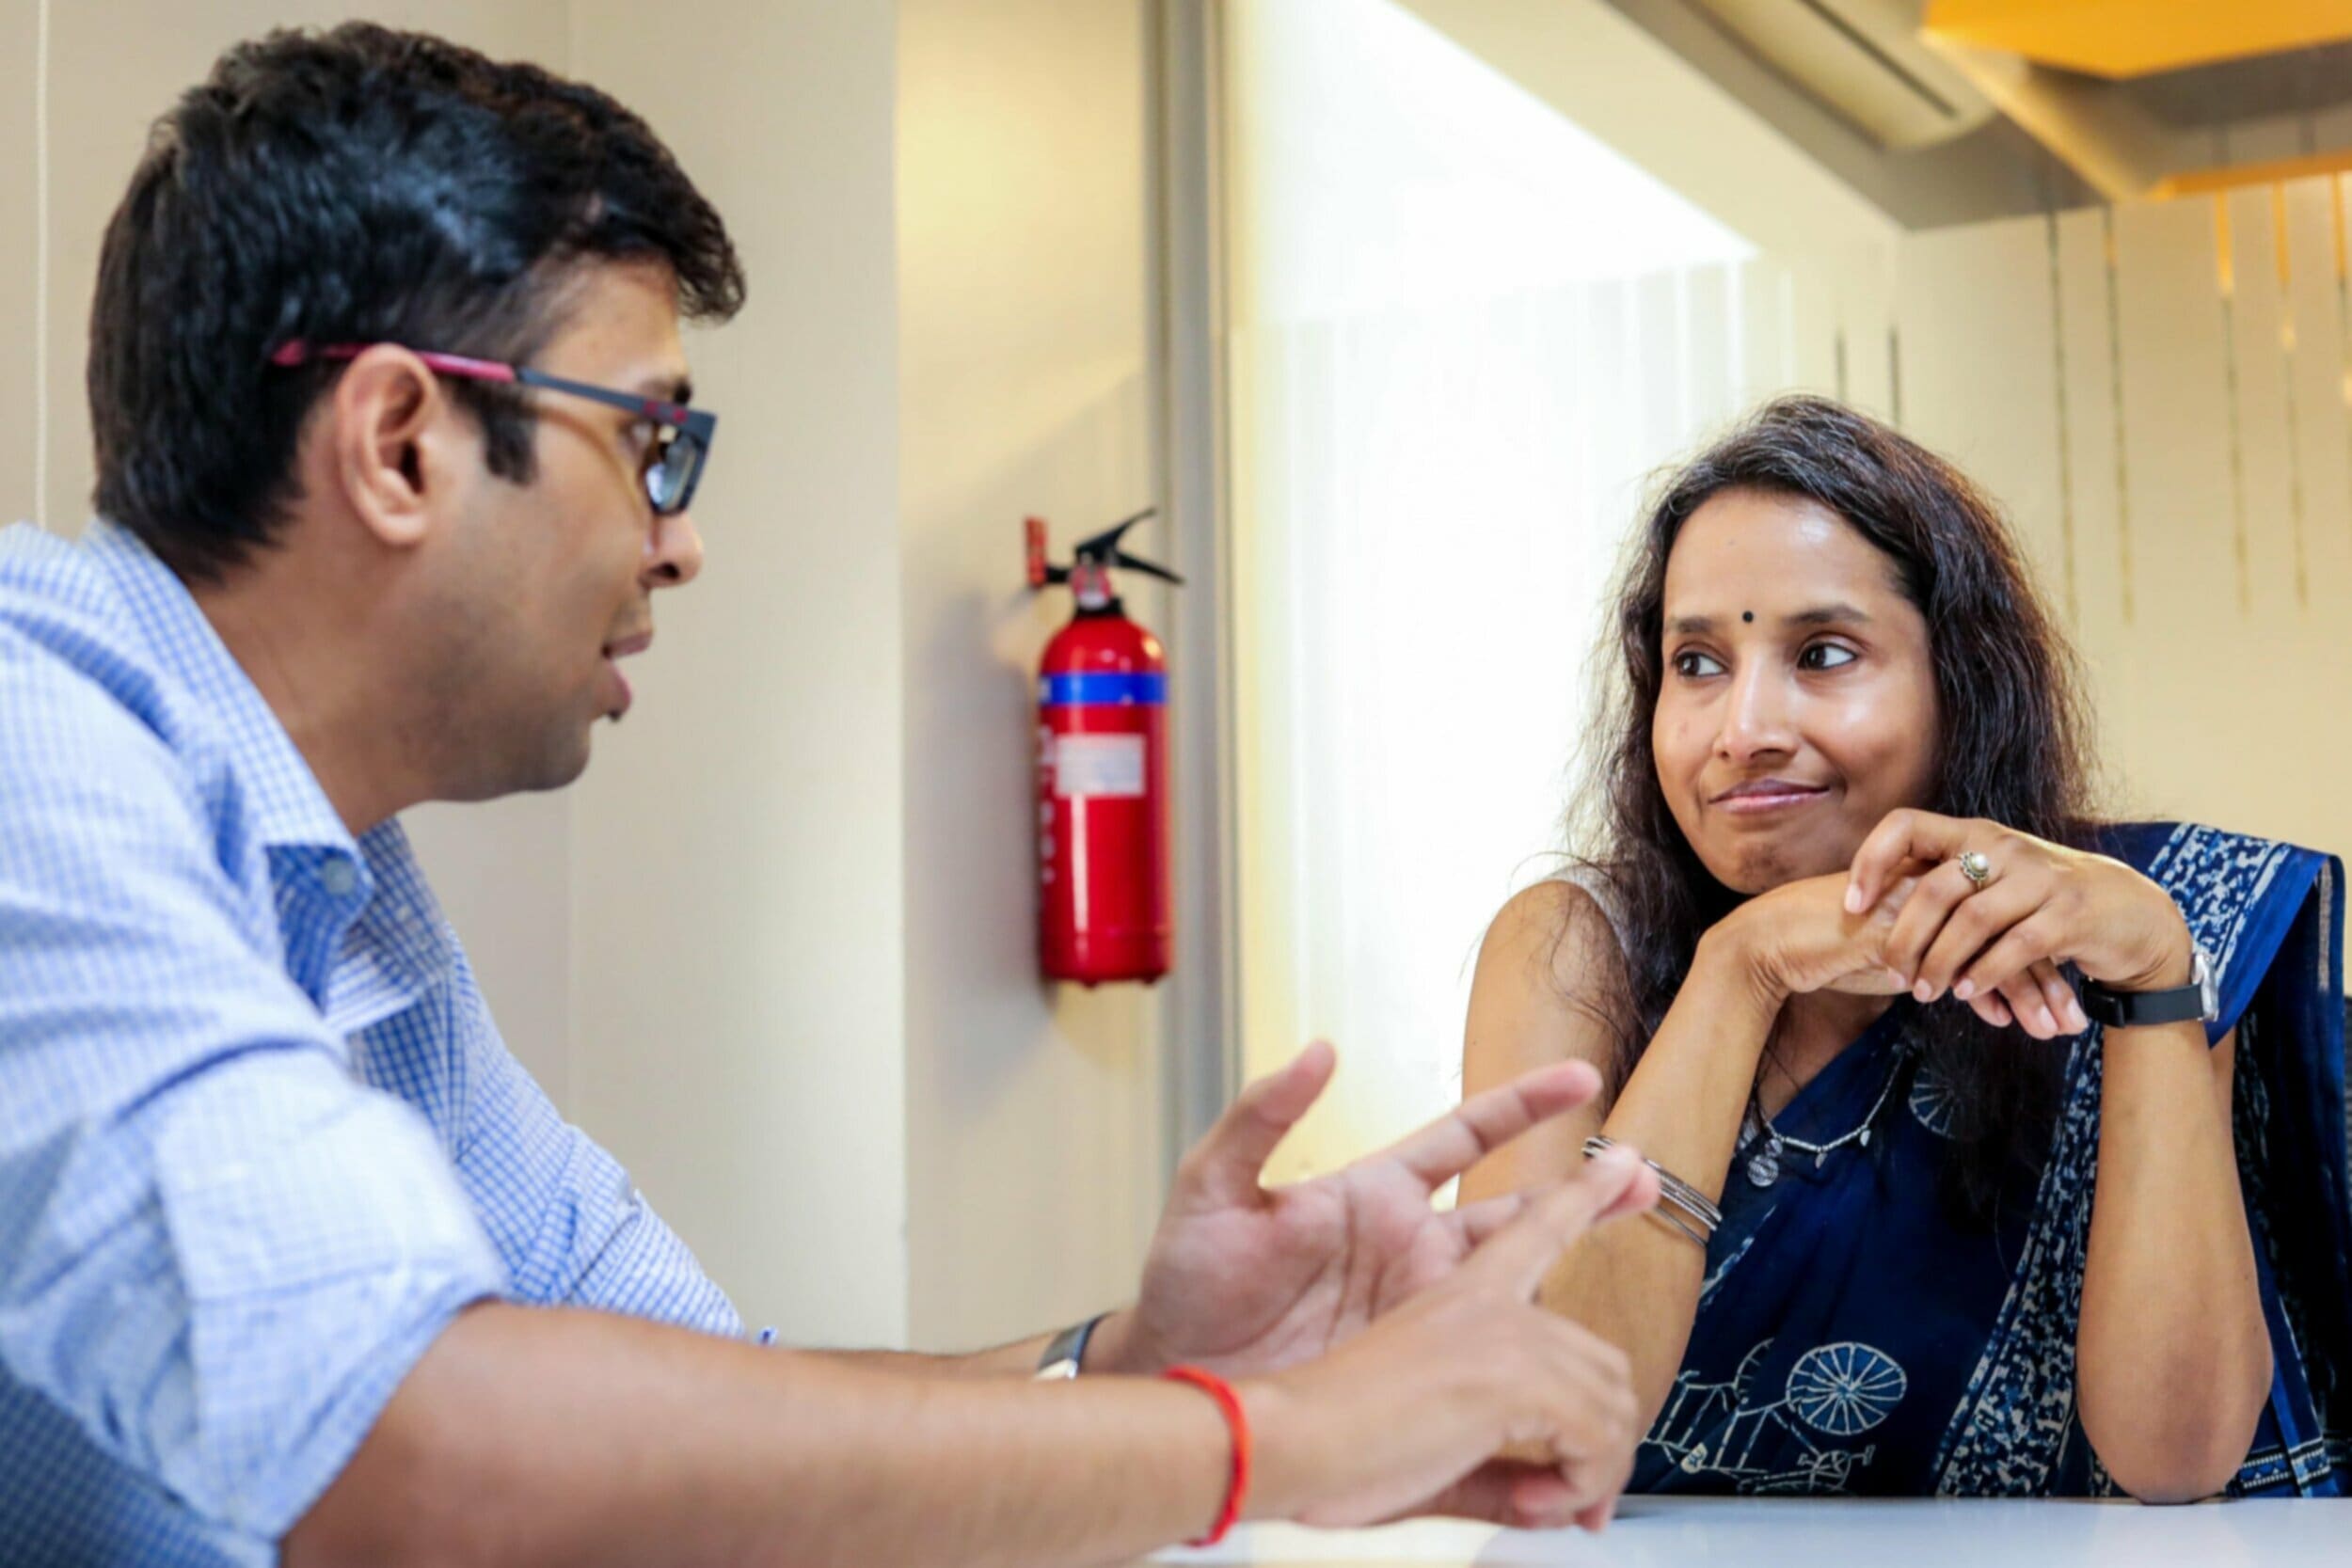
319,860,358,897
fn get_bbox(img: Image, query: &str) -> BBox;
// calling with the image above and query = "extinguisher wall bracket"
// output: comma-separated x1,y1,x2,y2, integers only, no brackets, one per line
1025,516,1071,590
1026,509,1184,595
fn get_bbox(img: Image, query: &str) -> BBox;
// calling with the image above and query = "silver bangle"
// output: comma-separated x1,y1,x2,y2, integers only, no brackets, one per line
1645,1201,1711,1248
1583,1135,1721,1244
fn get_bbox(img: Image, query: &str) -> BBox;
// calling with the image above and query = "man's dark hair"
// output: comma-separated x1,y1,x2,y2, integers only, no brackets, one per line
88,23,745,581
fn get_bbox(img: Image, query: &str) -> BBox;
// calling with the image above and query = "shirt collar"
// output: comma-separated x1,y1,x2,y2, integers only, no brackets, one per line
81,518,359,860
79,521,461,1012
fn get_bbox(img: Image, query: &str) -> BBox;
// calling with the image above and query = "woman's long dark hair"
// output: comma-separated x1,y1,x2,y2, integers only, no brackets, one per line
1565,394,2099,1223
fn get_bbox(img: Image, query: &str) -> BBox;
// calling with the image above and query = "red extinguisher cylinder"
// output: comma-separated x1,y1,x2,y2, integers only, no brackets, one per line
1036,593,1170,986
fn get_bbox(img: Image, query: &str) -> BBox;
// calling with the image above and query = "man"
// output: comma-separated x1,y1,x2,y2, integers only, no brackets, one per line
0,25,1655,1566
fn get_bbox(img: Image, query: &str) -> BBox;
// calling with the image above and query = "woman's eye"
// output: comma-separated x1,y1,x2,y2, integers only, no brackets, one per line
1799,642,1857,672
1673,649,1724,678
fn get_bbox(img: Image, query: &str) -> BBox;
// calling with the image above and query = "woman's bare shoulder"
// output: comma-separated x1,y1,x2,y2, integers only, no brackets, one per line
1482,876,1628,991
1465,877,1629,1085
1460,878,1630,1197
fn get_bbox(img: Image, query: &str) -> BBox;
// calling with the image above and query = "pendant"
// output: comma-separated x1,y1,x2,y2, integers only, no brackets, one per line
1746,1136,1784,1188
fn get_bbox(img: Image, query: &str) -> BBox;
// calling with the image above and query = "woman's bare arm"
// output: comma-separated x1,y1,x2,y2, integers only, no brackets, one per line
2075,1016,2272,1502
1461,880,1783,1430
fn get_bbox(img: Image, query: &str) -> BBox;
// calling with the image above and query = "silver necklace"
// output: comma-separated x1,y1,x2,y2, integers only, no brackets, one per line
1741,1054,1906,1189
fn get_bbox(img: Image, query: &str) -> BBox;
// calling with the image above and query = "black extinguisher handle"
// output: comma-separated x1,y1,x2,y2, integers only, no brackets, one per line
1110,550,1184,586
1073,508,1184,587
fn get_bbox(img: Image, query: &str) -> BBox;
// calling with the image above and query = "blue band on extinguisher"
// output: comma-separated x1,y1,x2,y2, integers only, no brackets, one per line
1039,672,1168,707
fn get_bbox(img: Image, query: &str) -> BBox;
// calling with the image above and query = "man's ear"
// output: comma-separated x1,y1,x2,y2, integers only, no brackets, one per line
327,346,468,551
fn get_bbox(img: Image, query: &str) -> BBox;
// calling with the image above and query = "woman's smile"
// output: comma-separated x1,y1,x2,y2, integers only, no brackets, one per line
1712,778,1834,816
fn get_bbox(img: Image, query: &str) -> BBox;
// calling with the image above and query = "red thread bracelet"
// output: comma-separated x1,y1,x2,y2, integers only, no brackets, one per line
1163,1365,1250,1546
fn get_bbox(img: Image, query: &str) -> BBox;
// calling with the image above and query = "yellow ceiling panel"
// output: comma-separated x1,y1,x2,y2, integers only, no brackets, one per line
1924,0,2352,79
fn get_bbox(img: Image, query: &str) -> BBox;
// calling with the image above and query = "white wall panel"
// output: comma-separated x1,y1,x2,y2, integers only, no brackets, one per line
2224,186,2302,614
2283,177,2352,606
1685,262,1737,439
1739,257,1793,406
2054,210,2127,640
2113,200,2239,637
1893,215,2068,606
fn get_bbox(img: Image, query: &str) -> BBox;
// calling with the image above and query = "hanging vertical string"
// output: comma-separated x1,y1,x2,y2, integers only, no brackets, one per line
33,0,51,531
2043,210,2080,630
2102,206,2135,626
2273,184,2310,610
2216,194,2253,618
2335,175,2352,555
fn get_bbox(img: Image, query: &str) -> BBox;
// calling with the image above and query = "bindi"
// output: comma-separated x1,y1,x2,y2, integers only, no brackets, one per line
1741,610,1755,624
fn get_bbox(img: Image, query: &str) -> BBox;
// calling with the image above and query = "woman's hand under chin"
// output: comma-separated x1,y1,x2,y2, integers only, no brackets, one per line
1841,810,2197,1040
1712,866,1925,1006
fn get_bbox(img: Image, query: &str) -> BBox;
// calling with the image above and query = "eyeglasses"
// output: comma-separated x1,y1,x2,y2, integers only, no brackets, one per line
269,341,717,516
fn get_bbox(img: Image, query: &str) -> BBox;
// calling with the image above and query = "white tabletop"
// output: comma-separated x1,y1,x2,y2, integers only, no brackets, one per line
1146,1497,2352,1566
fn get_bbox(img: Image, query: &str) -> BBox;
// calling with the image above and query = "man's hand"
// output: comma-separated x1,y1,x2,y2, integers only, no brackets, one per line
1109,1043,1613,1381
1240,1147,1658,1533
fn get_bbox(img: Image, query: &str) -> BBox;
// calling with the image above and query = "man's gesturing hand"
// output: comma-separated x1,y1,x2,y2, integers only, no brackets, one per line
1240,1147,1658,1533
1120,1043,1617,1380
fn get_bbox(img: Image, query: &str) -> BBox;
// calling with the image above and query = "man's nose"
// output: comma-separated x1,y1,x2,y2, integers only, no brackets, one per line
644,508,704,588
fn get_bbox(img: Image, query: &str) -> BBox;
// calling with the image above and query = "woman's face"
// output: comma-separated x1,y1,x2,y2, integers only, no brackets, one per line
1652,487,1941,895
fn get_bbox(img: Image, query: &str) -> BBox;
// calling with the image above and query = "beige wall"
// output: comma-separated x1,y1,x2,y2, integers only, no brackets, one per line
568,0,1177,1348
0,3,34,514
567,0,914,1346
898,0,1171,1351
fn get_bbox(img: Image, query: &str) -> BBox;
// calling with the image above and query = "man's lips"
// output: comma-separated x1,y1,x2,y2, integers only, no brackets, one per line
1711,780,1830,815
602,631,652,716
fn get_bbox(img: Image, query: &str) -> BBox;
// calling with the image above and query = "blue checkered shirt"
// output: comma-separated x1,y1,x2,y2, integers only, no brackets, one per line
0,519,743,1564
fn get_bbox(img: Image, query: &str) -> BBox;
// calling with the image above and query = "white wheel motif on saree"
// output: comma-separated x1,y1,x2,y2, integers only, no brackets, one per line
1788,1343,1908,1436
1909,1063,1959,1138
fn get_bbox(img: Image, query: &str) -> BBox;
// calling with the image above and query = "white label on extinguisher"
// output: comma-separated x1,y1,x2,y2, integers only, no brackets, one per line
1053,734,1146,800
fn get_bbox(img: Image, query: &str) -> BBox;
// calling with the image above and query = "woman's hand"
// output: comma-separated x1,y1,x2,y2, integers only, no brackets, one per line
1715,867,1924,1005
1843,810,2196,1039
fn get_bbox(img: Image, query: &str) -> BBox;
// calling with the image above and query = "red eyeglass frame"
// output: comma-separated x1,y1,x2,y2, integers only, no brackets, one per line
269,340,717,515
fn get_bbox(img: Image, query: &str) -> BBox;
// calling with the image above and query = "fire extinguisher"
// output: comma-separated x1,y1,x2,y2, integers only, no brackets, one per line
1026,508,1182,986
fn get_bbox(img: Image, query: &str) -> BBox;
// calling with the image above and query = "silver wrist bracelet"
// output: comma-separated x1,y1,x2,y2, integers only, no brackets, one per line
1583,1134,1721,1246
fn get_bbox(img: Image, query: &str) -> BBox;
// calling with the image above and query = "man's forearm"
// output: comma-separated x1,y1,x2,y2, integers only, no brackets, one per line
814,1337,1051,1379
286,1303,1246,1568
812,1307,1153,1380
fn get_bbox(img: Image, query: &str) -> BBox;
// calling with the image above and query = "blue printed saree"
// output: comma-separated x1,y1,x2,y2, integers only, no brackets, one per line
1628,822,2347,1497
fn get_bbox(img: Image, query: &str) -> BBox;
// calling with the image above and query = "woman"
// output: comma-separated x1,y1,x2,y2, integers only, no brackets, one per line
1460,395,2346,1501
